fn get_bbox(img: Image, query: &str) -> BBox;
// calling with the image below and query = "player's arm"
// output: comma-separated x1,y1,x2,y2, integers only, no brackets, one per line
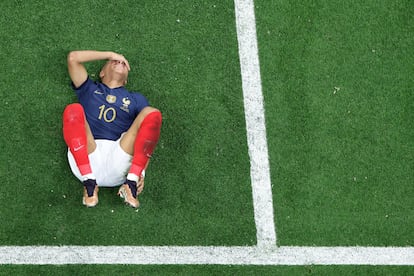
67,50,130,88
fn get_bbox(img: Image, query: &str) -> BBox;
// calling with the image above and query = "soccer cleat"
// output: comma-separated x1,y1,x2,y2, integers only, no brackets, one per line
118,180,139,208
82,179,99,207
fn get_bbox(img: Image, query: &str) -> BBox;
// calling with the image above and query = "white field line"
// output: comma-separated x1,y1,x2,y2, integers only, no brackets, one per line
1,246,414,265
235,0,276,248
1,0,413,266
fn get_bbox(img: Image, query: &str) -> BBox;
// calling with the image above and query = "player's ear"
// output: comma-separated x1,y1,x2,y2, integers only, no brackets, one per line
100,61,109,79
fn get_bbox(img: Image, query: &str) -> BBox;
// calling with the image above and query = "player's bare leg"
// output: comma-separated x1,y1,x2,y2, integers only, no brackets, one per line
63,103,99,207
118,106,162,208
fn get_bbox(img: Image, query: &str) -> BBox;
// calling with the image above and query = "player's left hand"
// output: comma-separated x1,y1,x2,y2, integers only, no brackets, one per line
137,177,145,195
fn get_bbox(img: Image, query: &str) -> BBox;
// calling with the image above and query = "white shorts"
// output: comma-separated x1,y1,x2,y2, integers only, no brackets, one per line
68,137,132,187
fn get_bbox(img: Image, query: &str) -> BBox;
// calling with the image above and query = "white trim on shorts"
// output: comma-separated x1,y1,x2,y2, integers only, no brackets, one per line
67,135,133,187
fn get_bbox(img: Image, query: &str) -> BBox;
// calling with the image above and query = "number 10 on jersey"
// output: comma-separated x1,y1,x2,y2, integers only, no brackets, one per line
98,104,116,122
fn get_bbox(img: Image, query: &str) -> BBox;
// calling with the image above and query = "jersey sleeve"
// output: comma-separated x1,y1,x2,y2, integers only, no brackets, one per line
71,77,97,99
130,92,150,116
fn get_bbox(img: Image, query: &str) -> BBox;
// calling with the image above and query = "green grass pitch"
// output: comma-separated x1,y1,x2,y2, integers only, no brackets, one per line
0,0,413,274
256,0,413,246
0,0,255,246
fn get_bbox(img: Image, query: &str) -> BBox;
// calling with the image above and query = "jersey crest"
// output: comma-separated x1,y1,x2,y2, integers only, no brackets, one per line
121,97,131,113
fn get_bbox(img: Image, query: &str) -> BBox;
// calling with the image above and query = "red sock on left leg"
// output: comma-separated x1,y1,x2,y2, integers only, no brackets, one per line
63,104,97,197
63,103,93,178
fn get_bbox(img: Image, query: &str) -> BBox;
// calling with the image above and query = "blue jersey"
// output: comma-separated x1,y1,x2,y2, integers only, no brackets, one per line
73,77,149,141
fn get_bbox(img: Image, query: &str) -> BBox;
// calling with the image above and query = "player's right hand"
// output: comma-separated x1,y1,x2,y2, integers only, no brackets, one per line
137,177,144,195
109,52,131,71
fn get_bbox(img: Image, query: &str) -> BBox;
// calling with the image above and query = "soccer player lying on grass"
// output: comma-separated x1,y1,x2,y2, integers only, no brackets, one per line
63,50,162,208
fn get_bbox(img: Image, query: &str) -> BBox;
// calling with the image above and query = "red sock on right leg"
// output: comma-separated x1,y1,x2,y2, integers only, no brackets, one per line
128,111,162,179
63,103,92,177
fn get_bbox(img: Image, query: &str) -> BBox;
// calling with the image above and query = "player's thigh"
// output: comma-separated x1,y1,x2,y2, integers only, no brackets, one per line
85,120,96,154
120,106,159,155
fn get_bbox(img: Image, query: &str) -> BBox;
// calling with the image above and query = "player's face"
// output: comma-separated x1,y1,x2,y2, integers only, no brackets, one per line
101,60,129,82
109,60,129,75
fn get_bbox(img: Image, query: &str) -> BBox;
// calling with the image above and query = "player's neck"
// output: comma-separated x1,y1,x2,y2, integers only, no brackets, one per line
102,79,125,89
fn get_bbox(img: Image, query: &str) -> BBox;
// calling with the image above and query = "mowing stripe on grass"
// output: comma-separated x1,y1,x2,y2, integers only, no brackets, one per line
234,0,276,248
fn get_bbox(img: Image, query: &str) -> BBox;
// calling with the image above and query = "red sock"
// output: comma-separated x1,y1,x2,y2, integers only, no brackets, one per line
128,111,162,179
63,103,92,176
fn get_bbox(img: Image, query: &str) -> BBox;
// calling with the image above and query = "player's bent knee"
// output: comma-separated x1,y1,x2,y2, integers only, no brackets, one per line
142,109,162,127
63,103,85,125
143,107,162,119
149,110,162,124
140,106,159,116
